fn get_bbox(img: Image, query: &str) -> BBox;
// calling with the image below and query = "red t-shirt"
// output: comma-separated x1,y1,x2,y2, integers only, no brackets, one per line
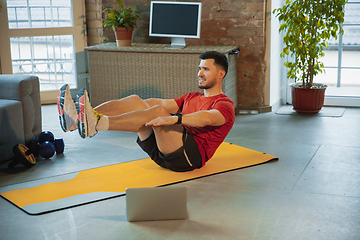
174,92,235,166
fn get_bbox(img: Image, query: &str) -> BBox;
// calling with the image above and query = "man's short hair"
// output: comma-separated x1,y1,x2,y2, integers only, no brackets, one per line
199,51,228,78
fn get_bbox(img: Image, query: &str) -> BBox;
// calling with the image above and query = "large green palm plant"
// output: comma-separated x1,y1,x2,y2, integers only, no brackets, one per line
273,0,347,88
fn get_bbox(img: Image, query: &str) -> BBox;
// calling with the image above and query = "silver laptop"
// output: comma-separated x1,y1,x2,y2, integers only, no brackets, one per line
126,186,188,222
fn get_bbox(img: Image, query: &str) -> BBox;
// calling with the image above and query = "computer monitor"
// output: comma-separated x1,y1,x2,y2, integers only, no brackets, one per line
149,1,202,49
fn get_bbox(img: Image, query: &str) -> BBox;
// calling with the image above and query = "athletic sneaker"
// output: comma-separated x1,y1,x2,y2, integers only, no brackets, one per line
76,89,104,138
57,84,78,132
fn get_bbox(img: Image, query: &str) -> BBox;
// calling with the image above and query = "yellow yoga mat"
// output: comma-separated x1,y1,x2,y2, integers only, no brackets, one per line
0,143,278,215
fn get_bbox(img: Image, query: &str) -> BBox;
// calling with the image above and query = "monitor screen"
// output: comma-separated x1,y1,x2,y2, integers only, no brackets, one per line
149,1,201,48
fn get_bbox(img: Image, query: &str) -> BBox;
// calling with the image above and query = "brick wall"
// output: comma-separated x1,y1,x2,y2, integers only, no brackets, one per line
86,0,268,108
85,0,104,46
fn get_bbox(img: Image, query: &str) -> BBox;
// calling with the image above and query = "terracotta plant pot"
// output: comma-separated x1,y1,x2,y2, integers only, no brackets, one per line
113,27,133,47
291,83,327,114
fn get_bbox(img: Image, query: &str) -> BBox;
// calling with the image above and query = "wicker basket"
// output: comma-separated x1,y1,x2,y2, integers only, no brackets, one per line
85,43,238,108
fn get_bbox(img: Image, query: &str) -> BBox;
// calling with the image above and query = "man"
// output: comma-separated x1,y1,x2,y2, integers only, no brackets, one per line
58,51,235,172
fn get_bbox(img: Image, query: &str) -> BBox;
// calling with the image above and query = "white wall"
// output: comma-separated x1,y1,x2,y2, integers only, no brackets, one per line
269,0,287,107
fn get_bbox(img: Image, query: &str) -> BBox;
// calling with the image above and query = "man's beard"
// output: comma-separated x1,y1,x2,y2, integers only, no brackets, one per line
199,85,210,90
198,77,215,89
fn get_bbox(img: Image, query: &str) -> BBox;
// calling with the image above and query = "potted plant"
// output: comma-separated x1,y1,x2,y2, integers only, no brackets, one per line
103,0,141,47
273,0,347,113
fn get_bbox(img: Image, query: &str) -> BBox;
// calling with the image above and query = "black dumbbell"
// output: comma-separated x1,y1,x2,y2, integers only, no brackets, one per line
8,143,37,168
54,138,65,154
39,131,55,145
38,131,65,156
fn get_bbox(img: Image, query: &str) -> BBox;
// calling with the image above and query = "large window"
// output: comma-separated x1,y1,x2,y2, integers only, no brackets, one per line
314,1,360,100
10,35,76,91
7,0,73,29
0,0,87,104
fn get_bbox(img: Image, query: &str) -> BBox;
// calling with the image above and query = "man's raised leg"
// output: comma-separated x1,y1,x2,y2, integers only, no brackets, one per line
75,89,185,155
152,124,184,155
93,95,150,116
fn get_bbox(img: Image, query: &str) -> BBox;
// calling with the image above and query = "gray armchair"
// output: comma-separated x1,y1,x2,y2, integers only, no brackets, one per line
0,74,42,161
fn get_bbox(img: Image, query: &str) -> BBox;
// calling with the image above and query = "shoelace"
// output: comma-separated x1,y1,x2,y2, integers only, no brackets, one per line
91,109,104,137
92,108,104,120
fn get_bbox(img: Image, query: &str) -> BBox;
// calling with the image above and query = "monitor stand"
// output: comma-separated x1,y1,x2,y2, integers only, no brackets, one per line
166,37,186,49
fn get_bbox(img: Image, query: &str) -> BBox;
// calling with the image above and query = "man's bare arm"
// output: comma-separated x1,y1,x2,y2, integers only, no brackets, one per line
146,109,226,127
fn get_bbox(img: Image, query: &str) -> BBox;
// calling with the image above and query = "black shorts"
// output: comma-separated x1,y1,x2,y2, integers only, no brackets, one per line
136,128,202,172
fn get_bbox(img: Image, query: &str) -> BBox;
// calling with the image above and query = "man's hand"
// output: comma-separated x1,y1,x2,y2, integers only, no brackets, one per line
145,116,177,127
